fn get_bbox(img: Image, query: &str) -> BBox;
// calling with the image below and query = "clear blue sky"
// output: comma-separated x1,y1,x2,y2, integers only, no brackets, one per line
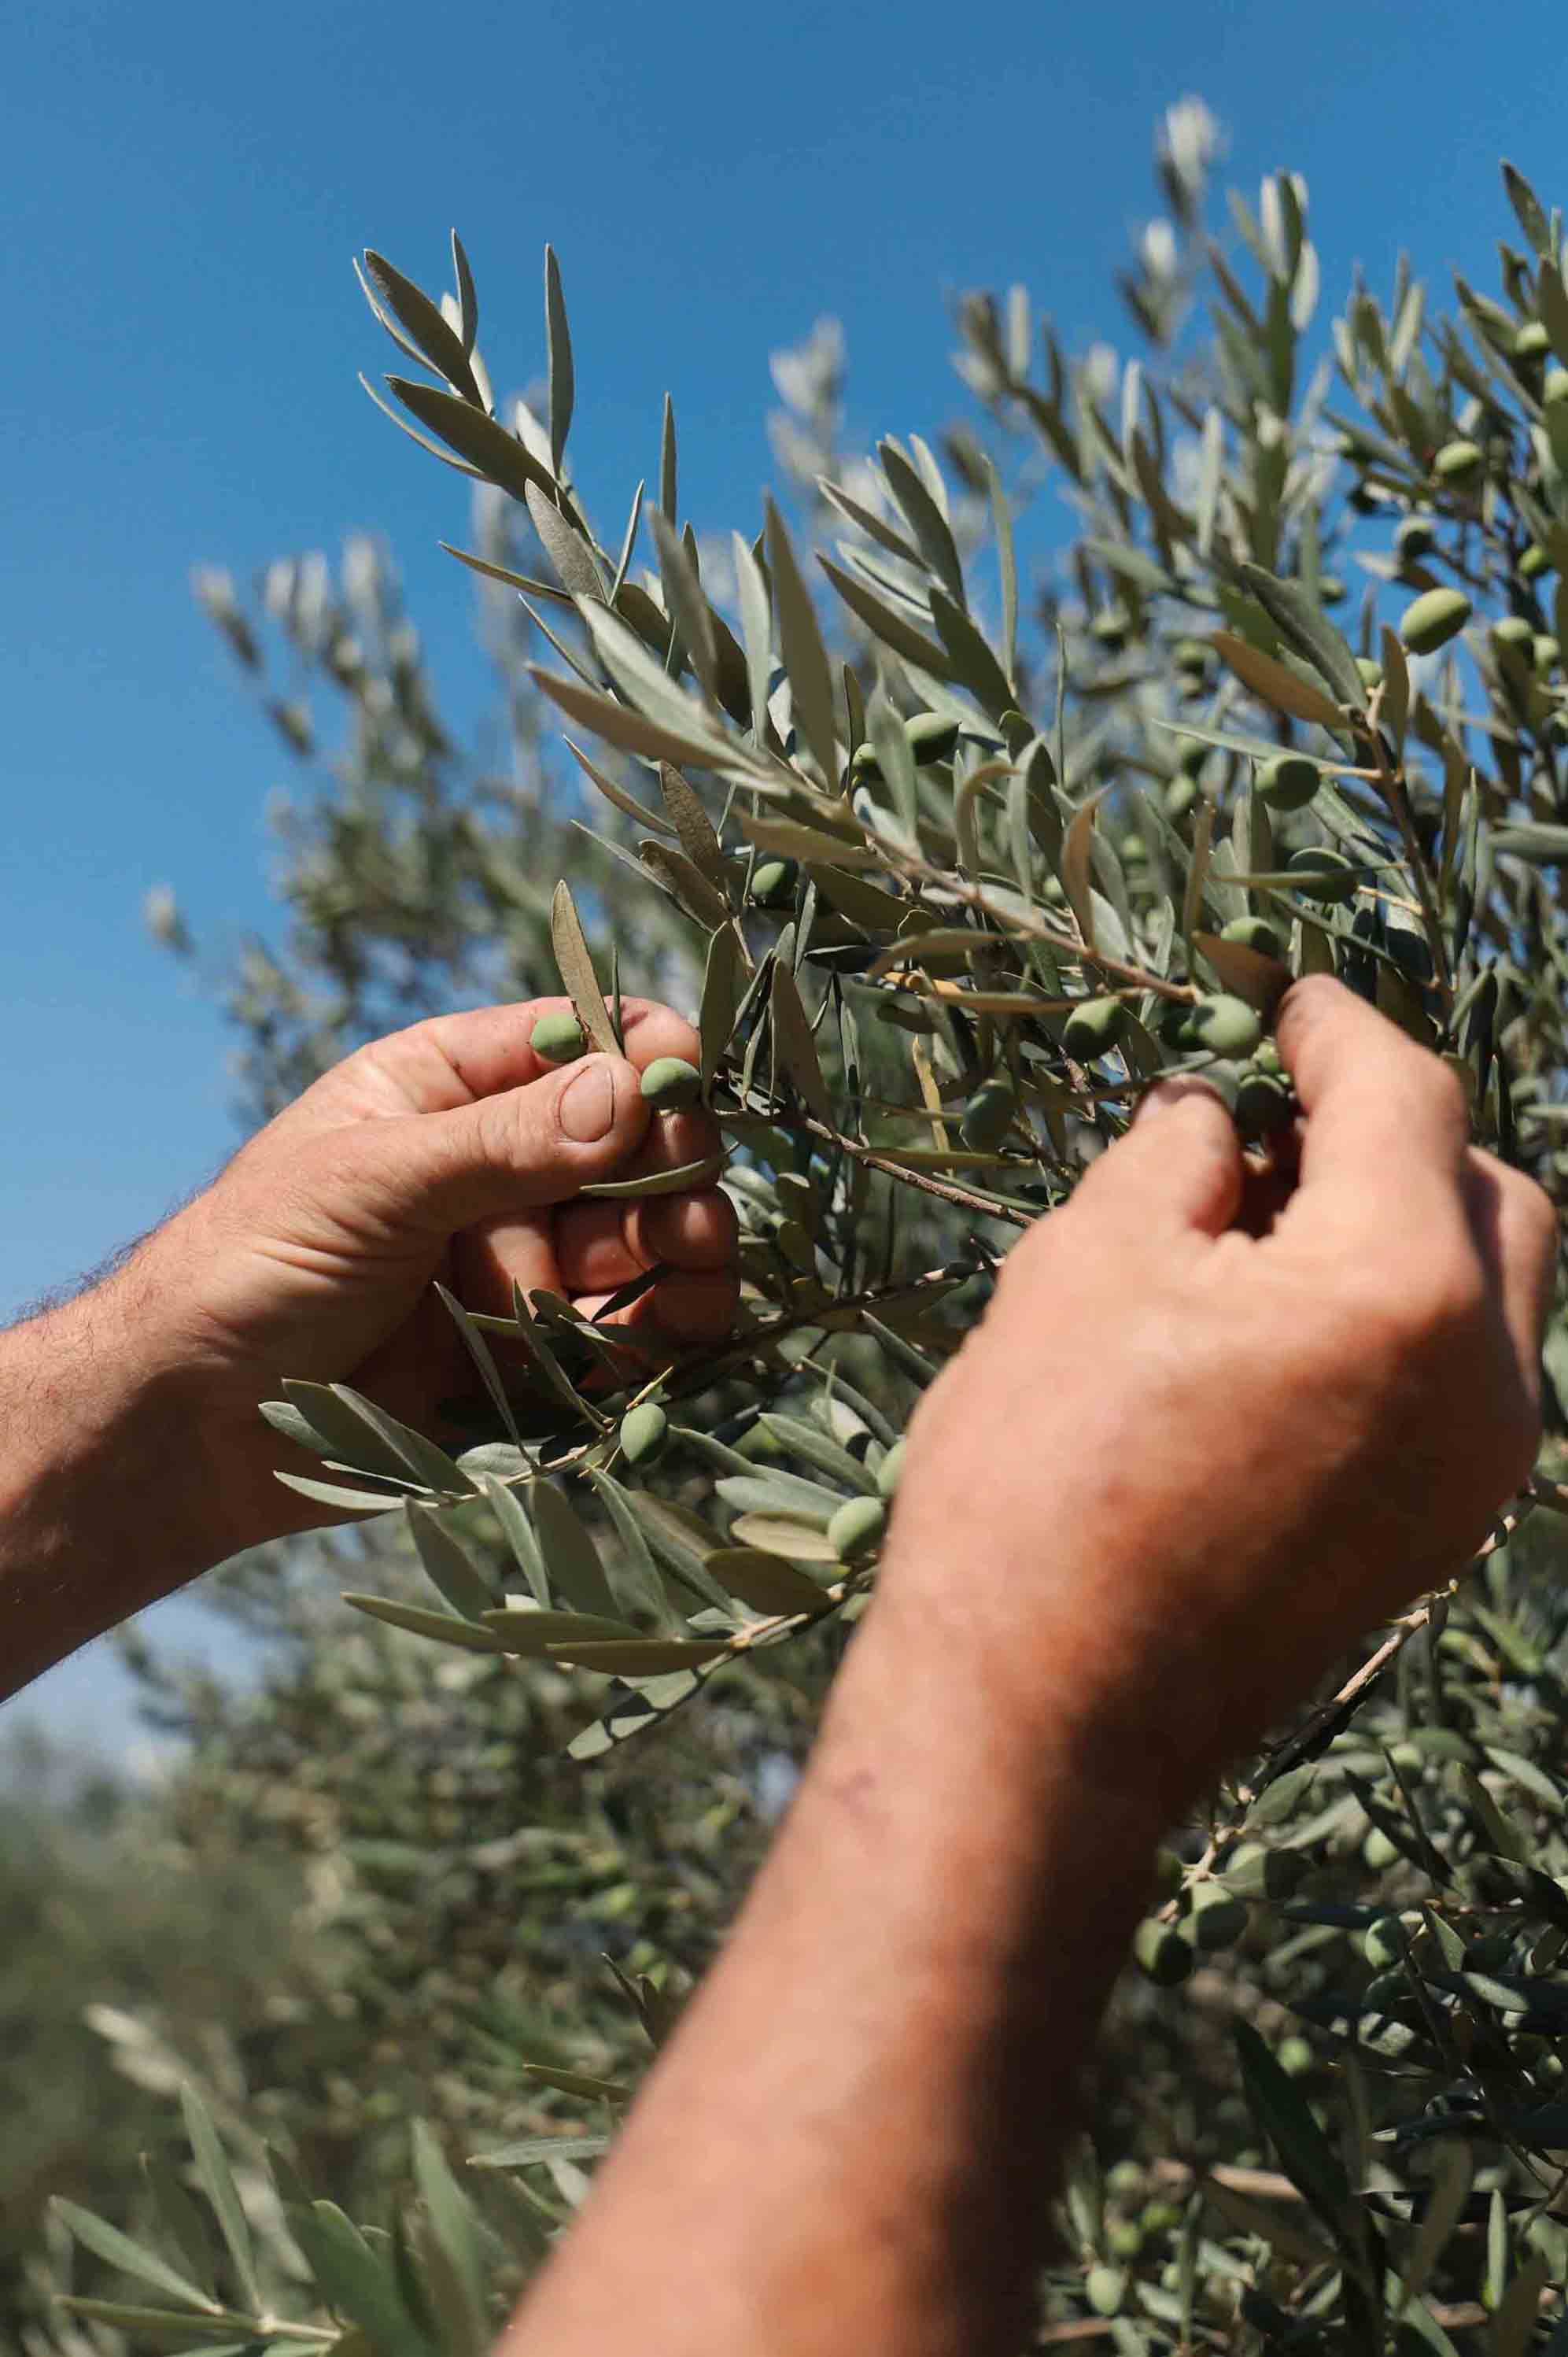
6,0,1565,1753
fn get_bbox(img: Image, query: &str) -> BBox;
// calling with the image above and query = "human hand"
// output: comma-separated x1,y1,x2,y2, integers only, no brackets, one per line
878,977,1557,1802
131,997,737,1561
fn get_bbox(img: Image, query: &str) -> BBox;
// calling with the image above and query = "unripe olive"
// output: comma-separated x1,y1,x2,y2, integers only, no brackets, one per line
1105,2159,1146,2199
750,857,797,907
1178,737,1210,778
1120,830,1146,863
1364,1913,1410,1969
828,1494,886,1564
960,1077,1017,1151
1278,2035,1315,2078
904,711,961,765
1396,515,1437,563
1133,1917,1194,1986
1535,634,1561,675
619,1402,670,1468
1062,996,1127,1058
1355,655,1385,689
1514,320,1551,358
1253,1039,1285,1076
1086,2266,1126,2318
1190,1886,1250,1950
1492,614,1535,654
1433,438,1484,482
1221,914,1286,959
1521,542,1553,580
848,740,881,781
1090,604,1130,648
1106,2220,1144,2261
640,1055,703,1110
1319,574,1347,605
1286,846,1358,903
1164,774,1198,820
1234,1068,1295,1143
1186,995,1262,1058
1142,2200,1183,2234
1172,635,1210,672
1544,367,1568,408
1362,1826,1400,1870
1400,586,1472,655
1363,1969,1408,2013
530,1010,588,1062
1256,754,1321,812
876,1439,905,1499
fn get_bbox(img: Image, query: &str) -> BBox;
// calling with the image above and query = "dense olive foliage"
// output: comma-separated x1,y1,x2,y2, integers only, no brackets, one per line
18,102,1568,2353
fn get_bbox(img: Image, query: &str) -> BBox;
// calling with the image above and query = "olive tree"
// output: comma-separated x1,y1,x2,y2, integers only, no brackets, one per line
40,106,1568,2353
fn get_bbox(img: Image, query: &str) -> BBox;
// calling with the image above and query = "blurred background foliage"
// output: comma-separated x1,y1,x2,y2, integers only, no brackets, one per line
13,101,1568,2352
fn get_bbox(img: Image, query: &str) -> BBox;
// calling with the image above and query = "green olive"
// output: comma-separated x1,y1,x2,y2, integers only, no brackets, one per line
1514,320,1551,358
1106,2220,1143,2262
1141,2199,1183,2233
1362,1826,1400,1870
1286,847,1359,903
1234,1069,1295,1143
1190,1887,1250,1950
1278,2035,1315,2078
1544,366,1568,408
530,1011,588,1062
640,1055,703,1110
1355,656,1385,689
1255,754,1321,812
959,1077,1017,1151
1164,774,1198,820
1220,915,1286,959
1395,515,1437,563
1132,1917,1193,1986
1535,634,1561,675
1086,2266,1126,2319
619,1402,670,1468
904,711,961,765
848,740,882,781
875,1439,905,1499
1318,574,1347,605
1171,635,1210,671
1062,996,1127,1058
1399,586,1472,654
750,857,797,907
1186,996,1262,1058
1433,438,1484,481
1521,542,1553,580
1492,614,1535,654
1090,604,1130,647
828,1494,887,1564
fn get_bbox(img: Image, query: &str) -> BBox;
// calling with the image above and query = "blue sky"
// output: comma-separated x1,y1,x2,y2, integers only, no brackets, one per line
6,0,1566,1753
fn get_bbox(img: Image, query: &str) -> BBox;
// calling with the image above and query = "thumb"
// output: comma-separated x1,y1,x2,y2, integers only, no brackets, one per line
1072,1078,1243,1241
325,1054,653,1237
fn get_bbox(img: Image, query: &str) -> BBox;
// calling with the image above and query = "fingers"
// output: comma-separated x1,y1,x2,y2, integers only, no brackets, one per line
290,996,701,1132
1463,1147,1560,1385
1275,977,1470,1228
321,1052,651,1239
1069,1078,1244,1243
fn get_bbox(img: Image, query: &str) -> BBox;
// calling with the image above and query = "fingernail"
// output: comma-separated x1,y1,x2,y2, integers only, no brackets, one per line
561,1058,615,1141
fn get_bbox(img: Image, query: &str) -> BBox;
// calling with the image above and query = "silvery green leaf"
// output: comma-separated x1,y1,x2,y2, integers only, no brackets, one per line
655,763,725,881
439,540,570,604
406,1502,496,1621
363,250,485,406
1212,631,1348,731
583,1468,676,1627
577,601,738,766
290,2204,430,2357
659,391,677,522
386,377,553,504
725,1513,840,1561
816,477,922,567
480,1474,550,1608
480,1607,639,1653
769,959,833,1121
532,1480,618,1618
341,1595,509,1653
561,734,677,836
929,588,1013,719
360,373,485,477
698,923,743,1089
52,2200,219,2314
549,878,618,1052
51,2303,245,2348
639,838,732,929
1537,260,1568,366
468,2136,610,2170
434,1281,526,1451
817,555,955,681
649,509,718,703
879,438,965,607
581,1152,725,1199
1503,162,1553,262
766,499,840,789
610,477,644,602
274,1472,409,1513
544,244,574,475
702,1548,828,1616
732,530,776,748
1238,562,1364,708
548,1637,731,1674
177,2088,260,2313
525,484,603,602
449,229,477,353
714,1471,843,1526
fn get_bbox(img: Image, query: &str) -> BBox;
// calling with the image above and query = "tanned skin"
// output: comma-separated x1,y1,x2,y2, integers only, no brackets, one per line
1,978,1555,2355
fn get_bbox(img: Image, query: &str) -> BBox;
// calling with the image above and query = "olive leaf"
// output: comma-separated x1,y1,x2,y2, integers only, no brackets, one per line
766,498,840,789
550,879,618,1053
1211,631,1349,731
544,243,574,475
525,484,603,602
363,251,485,407
698,923,743,1089
769,959,834,1121
406,1502,496,1622
531,1480,619,1619
342,1595,511,1653
386,376,555,504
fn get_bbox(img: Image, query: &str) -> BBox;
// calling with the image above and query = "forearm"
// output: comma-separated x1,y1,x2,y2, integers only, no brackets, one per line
0,1265,222,1701
504,1567,1168,2357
